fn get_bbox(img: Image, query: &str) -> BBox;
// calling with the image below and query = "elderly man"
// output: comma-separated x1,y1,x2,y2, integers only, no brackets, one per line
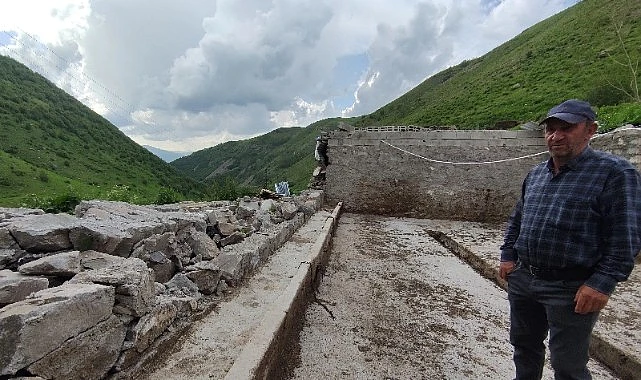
499,99,641,380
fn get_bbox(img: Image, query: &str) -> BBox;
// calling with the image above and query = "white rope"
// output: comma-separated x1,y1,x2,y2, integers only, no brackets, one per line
380,140,548,165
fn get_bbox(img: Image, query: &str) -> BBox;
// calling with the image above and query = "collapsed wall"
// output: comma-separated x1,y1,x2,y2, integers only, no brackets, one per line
0,190,323,380
325,126,641,222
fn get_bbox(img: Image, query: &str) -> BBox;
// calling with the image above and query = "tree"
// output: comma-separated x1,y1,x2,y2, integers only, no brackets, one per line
606,19,640,102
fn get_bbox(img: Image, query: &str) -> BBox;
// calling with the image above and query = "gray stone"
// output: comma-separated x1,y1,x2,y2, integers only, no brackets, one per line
188,230,219,260
205,210,218,225
18,251,82,277
185,261,221,295
127,300,177,353
8,213,79,252
0,208,44,221
79,250,128,271
0,270,49,305
221,231,245,247
149,251,167,264
165,273,200,297
216,279,229,296
0,227,18,249
70,200,204,257
212,253,246,286
69,219,164,257
259,199,276,212
0,248,19,268
70,258,154,317
0,283,115,376
28,315,126,380
218,221,239,236
280,202,299,220
236,203,257,219
149,259,176,284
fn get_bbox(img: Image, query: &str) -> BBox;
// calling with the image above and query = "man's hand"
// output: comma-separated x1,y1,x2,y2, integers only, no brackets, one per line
574,285,609,314
499,261,515,280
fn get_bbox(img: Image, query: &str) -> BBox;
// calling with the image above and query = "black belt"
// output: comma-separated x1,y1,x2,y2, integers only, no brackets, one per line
520,263,593,281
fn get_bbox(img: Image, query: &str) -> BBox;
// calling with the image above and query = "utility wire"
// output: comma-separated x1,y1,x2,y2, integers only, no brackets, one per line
1,30,135,125
380,140,548,165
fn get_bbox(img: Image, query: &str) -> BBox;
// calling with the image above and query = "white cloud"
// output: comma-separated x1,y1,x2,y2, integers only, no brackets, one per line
0,0,578,152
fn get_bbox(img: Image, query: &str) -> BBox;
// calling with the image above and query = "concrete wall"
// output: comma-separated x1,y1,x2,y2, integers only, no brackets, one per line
325,127,641,222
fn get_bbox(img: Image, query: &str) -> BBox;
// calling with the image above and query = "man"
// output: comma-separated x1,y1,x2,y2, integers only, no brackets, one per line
499,99,641,379
314,135,329,170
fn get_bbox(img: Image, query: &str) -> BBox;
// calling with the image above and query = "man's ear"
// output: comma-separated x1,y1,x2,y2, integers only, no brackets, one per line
587,121,598,136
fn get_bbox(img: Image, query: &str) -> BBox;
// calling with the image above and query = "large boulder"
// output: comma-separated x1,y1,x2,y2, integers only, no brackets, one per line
18,250,135,278
28,315,126,380
186,229,219,260
70,200,207,257
185,260,221,295
70,257,154,317
127,300,178,354
7,213,79,252
0,228,18,249
0,283,115,376
0,270,49,305
18,251,82,278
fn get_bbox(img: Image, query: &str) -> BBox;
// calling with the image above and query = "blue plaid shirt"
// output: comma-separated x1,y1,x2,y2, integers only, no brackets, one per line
501,146,641,294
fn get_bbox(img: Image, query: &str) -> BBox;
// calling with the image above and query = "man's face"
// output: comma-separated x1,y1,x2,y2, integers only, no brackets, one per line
544,118,596,162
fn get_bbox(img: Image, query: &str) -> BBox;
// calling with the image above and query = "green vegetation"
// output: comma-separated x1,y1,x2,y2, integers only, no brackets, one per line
0,55,208,209
1,0,640,207
352,0,641,131
171,118,349,194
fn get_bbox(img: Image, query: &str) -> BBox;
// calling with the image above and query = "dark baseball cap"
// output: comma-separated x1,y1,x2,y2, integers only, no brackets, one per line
541,99,596,125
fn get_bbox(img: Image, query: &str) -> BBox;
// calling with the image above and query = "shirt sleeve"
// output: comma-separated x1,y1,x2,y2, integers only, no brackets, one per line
500,177,527,262
585,166,641,295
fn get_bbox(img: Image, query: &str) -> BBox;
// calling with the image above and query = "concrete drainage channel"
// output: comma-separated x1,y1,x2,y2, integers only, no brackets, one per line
223,202,342,379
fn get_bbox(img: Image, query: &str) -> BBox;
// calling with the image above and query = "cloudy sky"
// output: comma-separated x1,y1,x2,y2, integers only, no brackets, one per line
0,0,578,153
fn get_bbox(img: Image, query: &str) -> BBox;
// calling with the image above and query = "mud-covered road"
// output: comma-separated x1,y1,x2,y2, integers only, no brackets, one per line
289,213,617,379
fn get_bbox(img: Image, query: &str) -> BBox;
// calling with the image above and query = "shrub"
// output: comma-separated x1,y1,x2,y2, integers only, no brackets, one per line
155,187,183,205
597,102,641,132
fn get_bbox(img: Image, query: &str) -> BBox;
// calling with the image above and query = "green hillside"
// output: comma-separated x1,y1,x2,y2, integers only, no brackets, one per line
0,55,207,209
172,0,641,191
171,118,348,194
356,0,641,129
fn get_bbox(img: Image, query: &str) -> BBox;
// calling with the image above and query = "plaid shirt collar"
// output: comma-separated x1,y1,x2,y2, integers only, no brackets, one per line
545,145,595,173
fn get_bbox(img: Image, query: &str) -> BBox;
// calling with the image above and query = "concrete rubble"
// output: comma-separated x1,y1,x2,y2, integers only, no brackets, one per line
0,190,323,379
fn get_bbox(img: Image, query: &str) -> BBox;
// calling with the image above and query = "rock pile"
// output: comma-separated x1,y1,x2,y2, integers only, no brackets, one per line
0,190,323,379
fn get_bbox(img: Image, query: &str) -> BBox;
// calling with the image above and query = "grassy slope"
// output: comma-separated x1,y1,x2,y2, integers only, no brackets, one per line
171,118,349,193
356,0,641,128
0,55,206,207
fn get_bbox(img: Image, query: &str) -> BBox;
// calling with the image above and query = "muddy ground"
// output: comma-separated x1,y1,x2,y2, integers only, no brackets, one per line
289,213,617,379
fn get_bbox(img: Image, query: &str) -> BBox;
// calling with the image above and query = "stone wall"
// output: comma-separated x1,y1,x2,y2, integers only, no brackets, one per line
324,126,641,222
0,190,323,380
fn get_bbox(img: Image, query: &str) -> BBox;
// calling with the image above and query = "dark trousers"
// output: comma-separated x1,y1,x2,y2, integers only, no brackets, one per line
507,265,600,380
